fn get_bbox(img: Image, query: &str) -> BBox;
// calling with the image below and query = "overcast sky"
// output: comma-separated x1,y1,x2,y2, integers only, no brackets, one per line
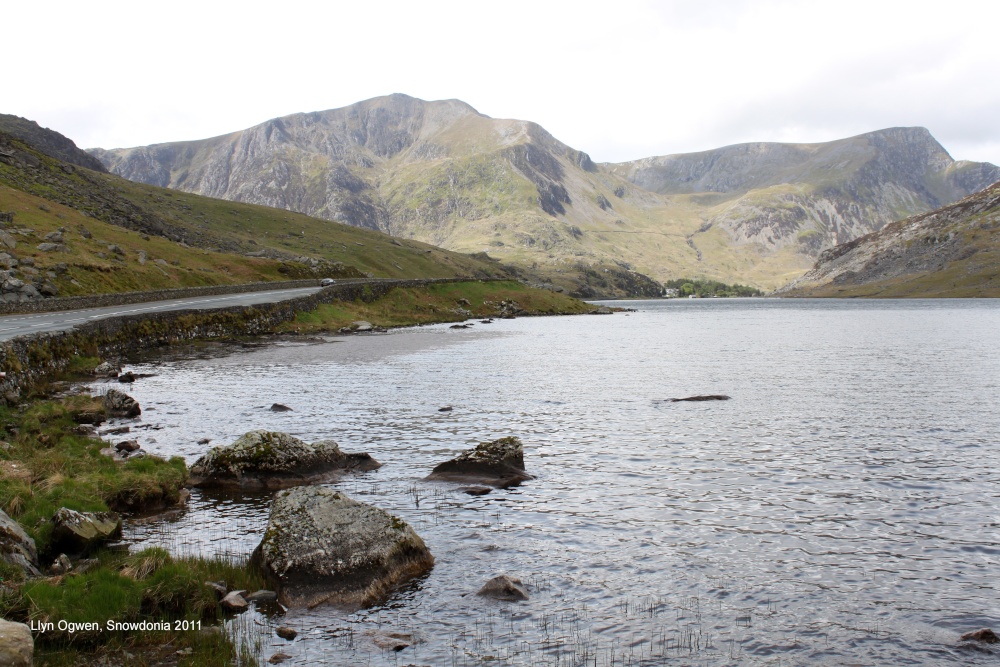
5,0,999,164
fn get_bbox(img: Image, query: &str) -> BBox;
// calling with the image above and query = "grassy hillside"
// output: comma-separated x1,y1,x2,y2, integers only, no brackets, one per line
0,129,516,300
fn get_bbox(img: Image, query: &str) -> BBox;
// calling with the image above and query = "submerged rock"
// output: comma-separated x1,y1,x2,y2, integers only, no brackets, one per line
961,628,999,643
426,436,532,488
275,626,297,640
0,509,40,577
50,508,122,555
103,388,141,418
269,403,293,412
670,394,730,402
189,430,380,490
477,575,529,601
0,619,32,667
251,487,434,608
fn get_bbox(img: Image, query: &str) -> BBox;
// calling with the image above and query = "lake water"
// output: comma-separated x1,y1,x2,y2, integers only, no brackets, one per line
94,298,1000,666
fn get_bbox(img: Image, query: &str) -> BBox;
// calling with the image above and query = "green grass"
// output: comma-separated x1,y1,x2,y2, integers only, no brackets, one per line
0,396,187,556
281,280,598,333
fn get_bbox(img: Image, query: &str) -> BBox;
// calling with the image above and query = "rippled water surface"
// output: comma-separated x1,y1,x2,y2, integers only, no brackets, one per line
98,299,1000,666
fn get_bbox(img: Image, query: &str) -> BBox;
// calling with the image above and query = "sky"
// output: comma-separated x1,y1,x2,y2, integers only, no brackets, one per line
5,0,1000,165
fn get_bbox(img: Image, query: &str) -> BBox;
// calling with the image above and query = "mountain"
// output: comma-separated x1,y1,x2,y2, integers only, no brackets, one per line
773,181,1000,297
0,114,108,173
90,95,1000,290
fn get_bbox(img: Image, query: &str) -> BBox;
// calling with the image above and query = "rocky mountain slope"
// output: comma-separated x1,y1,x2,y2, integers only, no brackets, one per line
90,95,1000,290
0,114,107,173
775,181,1000,297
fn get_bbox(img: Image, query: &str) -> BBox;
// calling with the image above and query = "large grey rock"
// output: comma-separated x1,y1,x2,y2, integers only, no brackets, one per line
93,361,120,378
426,436,533,488
0,619,32,667
103,388,141,418
0,510,40,577
50,507,122,554
189,430,380,490
251,487,434,608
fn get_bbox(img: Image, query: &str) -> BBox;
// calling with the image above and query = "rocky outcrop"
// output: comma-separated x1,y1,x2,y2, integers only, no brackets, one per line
0,619,33,667
50,508,122,554
188,430,380,489
103,388,141,418
426,436,532,488
0,509,40,577
251,487,434,608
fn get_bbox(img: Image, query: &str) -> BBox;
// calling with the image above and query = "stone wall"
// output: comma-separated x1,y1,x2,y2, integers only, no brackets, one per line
0,278,490,399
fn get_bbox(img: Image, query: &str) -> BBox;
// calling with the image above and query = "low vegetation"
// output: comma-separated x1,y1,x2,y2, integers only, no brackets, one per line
0,389,263,666
282,280,598,333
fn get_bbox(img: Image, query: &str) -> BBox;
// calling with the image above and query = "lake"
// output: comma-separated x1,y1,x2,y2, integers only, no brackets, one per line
96,298,1000,666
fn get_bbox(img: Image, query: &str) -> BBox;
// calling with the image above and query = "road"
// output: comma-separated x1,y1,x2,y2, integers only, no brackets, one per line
0,286,323,342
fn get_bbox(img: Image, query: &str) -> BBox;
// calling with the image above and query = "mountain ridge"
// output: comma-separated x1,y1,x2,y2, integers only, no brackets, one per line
88,94,1000,290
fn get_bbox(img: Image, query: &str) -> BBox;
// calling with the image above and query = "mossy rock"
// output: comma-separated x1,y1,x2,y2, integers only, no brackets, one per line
251,487,433,608
189,430,380,490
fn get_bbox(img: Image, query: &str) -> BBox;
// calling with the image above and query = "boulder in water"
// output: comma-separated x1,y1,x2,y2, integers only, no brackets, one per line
189,430,380,490
251,487,434,608
426,436,532,488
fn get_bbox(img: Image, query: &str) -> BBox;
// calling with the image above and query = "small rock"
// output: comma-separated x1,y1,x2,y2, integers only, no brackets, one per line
961,628,999,643
244,590,278,603
220,591,248,612
204,581,228,598
115,440,141,453
268,654,292,665
449,324,469,329
438,406,453,412
49,553,72,575
51,507,122,554
93,361,120,378
118,371,136,383
275,626,297,641
103,388,141,418
102,426,131,435
270,403,293,412
477,575,529,601
197,437,211,444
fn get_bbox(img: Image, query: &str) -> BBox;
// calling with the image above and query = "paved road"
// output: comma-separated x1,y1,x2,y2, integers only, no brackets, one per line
0,286,323,342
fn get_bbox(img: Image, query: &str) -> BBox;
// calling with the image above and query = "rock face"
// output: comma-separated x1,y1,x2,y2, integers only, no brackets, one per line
189,430,380,489
50,508,122,554
775,180,1000,298
103,388,141,418
251,487,434,608
0,619,33,667
477,575,529,601
0,509,40,577
426,436,532,488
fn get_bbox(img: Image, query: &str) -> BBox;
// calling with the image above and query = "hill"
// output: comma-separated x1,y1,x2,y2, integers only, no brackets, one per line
774,181,1000,297
89,95,1000,290
0,127,524,303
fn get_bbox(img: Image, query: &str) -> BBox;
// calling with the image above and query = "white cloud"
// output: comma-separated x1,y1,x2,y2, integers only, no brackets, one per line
4,0,999,165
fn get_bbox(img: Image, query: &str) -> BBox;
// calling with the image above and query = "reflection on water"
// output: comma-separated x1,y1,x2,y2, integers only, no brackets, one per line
97,299,1000,666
